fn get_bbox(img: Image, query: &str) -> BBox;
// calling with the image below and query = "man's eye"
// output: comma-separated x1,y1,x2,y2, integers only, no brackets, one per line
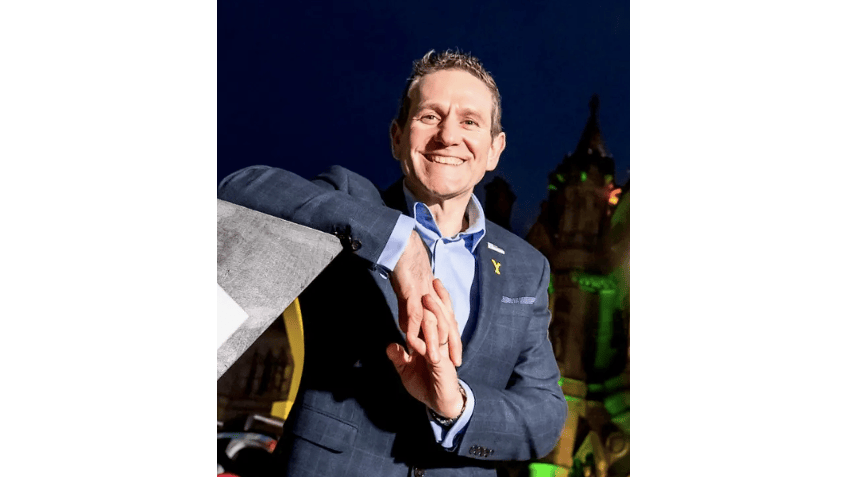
463,119,479,126
420,114,439,124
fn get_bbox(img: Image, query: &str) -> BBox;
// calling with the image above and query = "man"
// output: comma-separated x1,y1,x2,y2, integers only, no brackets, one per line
218,50,566,476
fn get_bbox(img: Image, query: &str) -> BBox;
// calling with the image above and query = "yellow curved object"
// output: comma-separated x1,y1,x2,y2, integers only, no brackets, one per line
270,297,305,420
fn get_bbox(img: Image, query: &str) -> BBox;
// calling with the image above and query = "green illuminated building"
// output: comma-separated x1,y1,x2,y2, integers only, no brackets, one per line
524,95,630,477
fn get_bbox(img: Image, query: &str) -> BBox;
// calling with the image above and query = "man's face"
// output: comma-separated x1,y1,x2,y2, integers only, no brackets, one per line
391,69,506,206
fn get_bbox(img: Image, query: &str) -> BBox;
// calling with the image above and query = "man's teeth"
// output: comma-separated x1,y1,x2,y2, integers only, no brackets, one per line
429,156,463,165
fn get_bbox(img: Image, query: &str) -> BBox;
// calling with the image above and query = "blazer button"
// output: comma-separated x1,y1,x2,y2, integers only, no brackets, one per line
412,467,425,476
350,239,361,251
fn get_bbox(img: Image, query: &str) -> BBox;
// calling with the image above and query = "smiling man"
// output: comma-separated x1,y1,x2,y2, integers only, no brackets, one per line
218,50,566,477
391,67,505,223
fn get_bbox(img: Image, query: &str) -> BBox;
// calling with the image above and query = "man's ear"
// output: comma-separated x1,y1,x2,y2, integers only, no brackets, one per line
486,131,506,171
389,121,401,160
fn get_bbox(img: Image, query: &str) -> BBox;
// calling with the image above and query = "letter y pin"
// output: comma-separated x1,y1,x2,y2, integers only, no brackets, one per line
491,259,501,275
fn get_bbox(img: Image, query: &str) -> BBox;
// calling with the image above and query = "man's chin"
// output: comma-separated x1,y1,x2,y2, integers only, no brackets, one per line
404,175,470,202
417,187,471,205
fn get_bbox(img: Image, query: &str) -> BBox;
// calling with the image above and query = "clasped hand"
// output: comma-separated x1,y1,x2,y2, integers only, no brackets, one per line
386,231,465,418
389,231,462,366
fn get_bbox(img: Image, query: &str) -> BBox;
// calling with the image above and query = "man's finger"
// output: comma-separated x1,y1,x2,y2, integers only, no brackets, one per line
385,343,411,373
431,279,462,367
406,333,427,357
403,301,423,354
431,279,457,340
420,308,441,364
423,293,461,366
448,323,462,367
432,278,453,310
422,293,449,347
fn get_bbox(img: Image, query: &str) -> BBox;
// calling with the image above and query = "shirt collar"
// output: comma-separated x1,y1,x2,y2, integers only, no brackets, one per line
401,182,487,253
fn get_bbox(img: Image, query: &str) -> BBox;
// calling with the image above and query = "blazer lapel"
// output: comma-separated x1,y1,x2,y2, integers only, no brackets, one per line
460,231,506,369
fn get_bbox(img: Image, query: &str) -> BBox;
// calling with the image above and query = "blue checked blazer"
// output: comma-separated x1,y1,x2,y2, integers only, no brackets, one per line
218,165,566,477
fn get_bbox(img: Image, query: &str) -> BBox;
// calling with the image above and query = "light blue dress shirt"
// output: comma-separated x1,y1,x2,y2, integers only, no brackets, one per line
375,184,487,450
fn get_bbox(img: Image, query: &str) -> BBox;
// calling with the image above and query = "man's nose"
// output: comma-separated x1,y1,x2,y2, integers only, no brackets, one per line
435,120,461,146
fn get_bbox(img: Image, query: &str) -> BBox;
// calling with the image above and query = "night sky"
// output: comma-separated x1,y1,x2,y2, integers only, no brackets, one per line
219,1,630,237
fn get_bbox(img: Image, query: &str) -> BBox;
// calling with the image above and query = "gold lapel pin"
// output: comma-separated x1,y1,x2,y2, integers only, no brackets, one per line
491,259,501,275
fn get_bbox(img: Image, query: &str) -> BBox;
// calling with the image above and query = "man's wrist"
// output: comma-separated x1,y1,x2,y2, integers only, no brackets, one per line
428,384,467,426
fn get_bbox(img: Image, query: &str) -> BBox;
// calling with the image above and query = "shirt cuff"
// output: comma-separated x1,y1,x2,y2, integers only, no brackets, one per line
375,215,416,273
427,380,476,451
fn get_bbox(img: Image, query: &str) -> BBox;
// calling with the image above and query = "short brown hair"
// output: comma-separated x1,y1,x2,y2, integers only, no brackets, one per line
394,49,503,136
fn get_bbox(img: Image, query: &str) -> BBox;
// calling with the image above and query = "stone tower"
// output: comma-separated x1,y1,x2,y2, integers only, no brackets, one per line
527,94,622,380
526,95,629,475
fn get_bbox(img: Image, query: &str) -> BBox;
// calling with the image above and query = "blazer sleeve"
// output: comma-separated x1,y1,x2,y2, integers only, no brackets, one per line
457,257,567,461
217,164,402,264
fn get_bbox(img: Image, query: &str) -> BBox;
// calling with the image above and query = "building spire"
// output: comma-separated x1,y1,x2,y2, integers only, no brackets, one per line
589,94,600,119
574,93,611,159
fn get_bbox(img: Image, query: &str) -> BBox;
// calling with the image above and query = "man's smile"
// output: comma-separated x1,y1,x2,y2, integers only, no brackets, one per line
424,154,466,166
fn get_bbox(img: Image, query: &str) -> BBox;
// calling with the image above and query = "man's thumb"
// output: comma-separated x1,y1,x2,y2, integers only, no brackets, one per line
385,343,409,373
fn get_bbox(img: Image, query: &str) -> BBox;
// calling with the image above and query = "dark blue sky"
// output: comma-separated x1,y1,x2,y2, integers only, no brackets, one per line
219,1,629,237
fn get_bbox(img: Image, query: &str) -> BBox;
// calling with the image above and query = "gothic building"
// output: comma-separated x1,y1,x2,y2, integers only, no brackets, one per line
523,95,630,477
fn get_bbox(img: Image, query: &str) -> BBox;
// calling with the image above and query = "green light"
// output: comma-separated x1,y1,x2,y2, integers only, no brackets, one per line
611,410,630,435
568,455,593,477
570,271,617,292
548,184,557,191
594,289,616,371
556,173,565,183
580,172,587,182
528,462,567,477
548,273,555,295
603,391,630,416
558,376,565,387
604,174,613,185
